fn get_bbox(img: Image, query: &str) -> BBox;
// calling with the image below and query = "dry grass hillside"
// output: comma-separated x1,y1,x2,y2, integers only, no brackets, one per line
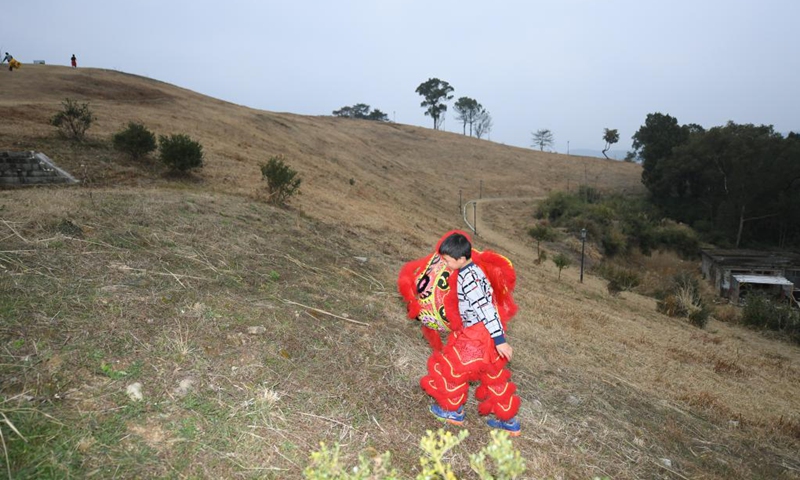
1,65,798,479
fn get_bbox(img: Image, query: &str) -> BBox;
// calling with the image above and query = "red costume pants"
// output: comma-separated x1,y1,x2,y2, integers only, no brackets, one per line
420,324,520,421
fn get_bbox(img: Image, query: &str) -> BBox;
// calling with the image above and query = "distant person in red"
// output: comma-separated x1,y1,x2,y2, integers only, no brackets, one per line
71,54,77,68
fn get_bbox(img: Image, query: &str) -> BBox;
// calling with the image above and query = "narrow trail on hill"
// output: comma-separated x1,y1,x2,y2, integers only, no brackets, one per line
463,196,544,259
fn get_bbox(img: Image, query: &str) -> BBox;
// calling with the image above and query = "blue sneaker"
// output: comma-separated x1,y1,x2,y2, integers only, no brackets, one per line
486,416,521,436
429,404,465,425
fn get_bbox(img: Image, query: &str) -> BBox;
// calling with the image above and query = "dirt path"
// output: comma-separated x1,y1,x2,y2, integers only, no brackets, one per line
462,196,543,259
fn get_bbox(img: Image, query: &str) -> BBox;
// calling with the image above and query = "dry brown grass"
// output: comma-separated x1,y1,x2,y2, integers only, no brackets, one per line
1,66,799,479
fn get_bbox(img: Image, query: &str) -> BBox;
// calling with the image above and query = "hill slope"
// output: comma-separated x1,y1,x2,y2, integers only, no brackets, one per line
1,66,799,479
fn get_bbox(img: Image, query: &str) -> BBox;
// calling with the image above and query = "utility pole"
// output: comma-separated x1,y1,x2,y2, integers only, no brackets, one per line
580,228,587,283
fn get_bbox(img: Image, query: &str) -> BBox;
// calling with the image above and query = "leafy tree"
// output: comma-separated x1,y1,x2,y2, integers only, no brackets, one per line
531,129,554,151
631,113,690,195
333,104,389,122
367,109,389,122
634,116,800,248
474,110,493,139
528,224,556,257
50,98,95,141
159,133,204,173
260,155,302,206
453,97,482,136
624,150,638,163
112,122,157,160
333,103,367,118
602,128,619,159
552,253,571,280
415,78,454,130
686,122,788,247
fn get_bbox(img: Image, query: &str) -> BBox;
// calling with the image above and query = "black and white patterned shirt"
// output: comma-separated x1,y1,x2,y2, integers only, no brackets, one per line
458,262,506,344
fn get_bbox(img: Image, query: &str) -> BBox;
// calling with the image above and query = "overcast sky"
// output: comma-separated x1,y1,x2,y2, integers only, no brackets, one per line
5,0,799,155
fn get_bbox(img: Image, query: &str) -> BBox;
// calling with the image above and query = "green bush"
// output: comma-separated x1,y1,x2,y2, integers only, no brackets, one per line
552,252,571,280
536,191,581,221
532,189,703,260
601,228,628,257
260,155,302,206
159,134,204,173
50,98,95,141
621,215,656,255
688,304,713,328
577,184,601,204
112,122,157,159
653,223,699,259
528,224,557,257
584,203,616,226
594,263,641,294
741,293,800,343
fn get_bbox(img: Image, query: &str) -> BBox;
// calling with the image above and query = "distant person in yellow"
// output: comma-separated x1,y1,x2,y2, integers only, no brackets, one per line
2,52,21,71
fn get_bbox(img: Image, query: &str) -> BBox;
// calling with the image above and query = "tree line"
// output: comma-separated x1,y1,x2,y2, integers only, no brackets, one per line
630,112,800,249
415,78,493,139
332,78,493,139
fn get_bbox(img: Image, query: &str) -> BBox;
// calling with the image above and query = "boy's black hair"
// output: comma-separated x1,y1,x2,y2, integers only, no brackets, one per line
438,232,472,259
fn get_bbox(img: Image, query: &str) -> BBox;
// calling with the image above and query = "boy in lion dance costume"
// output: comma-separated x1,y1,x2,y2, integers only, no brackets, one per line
398,230,521,435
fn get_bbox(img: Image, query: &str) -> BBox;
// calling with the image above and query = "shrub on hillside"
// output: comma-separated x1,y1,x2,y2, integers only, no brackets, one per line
533,189,703,260
159,134,204,173
577,184,601,204
741,293,800,343
713,304,741,323
260,155,302,206
653,222,700,259
536,191,582,222
594,263,641,295
601,227,628,257
657,273,711,328
621,215,656,255
50,98,95,141
113,122,157,160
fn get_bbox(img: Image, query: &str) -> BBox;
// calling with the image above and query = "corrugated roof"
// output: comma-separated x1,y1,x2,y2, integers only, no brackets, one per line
732,274,794,286
701,249,800,268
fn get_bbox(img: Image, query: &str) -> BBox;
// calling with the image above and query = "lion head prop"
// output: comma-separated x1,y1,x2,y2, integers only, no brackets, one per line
397,230,518,351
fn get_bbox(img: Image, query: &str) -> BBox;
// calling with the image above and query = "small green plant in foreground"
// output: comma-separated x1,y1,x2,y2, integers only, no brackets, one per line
304,428,526,479
113,122,157,159
159,133,204,173
50,98,95,141
260,155,302,206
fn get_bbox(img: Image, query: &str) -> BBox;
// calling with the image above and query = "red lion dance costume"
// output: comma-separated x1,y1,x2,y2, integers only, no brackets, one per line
397,230,520,421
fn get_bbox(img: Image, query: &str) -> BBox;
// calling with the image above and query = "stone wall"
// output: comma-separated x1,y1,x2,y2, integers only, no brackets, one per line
0,151,78,186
